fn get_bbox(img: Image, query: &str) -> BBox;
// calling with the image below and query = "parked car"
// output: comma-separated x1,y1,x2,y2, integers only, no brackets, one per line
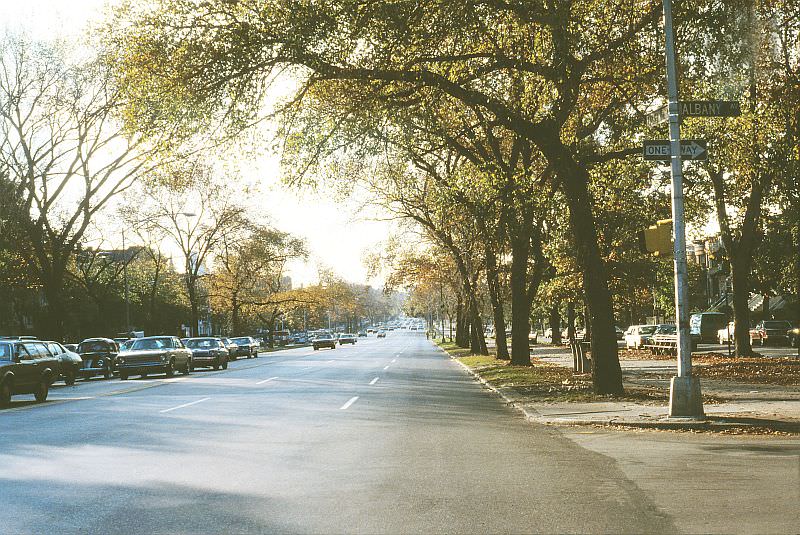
338,333,357,345
272,330,291,346
76,338,119,380
44,341,83,386
749,320,793,347
377,330,387,338
119,339,136,352
358,331,368,337
689,312,728,345
624,325,658,349
788,325,800,348
231,336,259,358
115,336,192,380
0,339,60,407
717,322,735,344
312,333,337,350
221,338,240,360
184,337,229,370
64,343,79,352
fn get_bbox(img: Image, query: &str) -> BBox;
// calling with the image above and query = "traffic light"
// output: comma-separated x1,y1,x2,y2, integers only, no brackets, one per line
638,219,673,256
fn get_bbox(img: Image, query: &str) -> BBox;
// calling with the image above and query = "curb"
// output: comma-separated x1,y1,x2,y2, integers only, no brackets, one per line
435,344,800,434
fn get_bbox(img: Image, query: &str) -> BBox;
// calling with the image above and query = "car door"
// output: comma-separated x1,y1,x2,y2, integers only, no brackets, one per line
173,337,187,366
13,344,37,391
28,342,57,384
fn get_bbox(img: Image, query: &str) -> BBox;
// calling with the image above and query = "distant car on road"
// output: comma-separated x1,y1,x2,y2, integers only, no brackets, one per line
749,320,793,347
231,336,259,358
45,341,83,385
76,338,119,380
338,333,357,345
358,331,367,337
0,339,60,407
116,336,192,380
184,337,229,370
312,334,336,351
221,338,240,359
377,330,386,338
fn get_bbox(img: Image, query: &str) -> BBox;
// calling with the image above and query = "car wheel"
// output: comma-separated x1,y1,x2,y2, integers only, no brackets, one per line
213,360,220,371
313,347,319,351
165,362,174,377
104,366,112,380
120,372,128,381
34,379,49,402
0,380,11,408
185,361,193,374
760,337,766,347
64,370,76,386
222,359,228,370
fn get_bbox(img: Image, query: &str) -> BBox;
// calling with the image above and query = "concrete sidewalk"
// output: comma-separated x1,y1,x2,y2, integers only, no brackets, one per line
458,344,800,433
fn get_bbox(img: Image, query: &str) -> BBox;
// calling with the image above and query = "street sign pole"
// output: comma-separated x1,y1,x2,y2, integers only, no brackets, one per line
663,0,703,418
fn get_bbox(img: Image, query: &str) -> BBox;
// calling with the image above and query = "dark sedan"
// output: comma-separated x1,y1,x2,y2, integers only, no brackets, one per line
185,337,229,370
231,336,259,358
221,338,240,360
116,336,192,380
0,339,60,407
312,334,336,351
77,338,119,380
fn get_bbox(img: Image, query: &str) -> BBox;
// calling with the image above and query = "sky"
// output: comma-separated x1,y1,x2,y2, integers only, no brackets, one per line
2,0,395,287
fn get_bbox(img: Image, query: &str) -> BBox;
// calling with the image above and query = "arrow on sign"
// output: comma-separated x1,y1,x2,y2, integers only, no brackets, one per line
642,140,708,161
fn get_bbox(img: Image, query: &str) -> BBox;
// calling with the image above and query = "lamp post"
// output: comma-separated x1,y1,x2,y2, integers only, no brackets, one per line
177,212,198,336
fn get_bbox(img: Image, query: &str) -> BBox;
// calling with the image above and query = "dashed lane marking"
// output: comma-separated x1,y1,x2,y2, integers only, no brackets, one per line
369,377,379,385
340,396,359,410
160,397,210,413
256,377,279,385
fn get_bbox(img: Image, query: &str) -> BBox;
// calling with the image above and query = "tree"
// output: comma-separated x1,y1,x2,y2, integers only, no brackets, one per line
0,36,164,339
129,160,248,336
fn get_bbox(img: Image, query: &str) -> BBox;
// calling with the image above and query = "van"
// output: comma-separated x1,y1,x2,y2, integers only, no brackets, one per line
689,312,727,344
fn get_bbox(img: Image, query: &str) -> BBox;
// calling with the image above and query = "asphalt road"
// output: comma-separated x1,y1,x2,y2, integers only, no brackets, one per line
1,331,798,534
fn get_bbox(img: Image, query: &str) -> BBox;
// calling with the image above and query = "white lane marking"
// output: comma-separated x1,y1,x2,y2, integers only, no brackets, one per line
160,397,210,413
391,358,397,363
326,360,335,364
369,377,379,385
383,365,390,370
256,376,278,385
340,396,359,410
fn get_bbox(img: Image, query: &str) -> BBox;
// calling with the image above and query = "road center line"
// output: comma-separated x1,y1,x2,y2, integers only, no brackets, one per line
160,397,210,413
383,365,390,370
369,377,379,385
391,358,397,363
340,396,359,410
256,376,278,385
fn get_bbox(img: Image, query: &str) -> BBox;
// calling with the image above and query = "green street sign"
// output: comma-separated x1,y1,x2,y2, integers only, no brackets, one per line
678,100,741,117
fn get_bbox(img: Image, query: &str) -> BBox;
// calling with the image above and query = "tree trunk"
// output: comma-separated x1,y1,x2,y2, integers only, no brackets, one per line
485,248,509,360
549,303,562,345
467,281,488,356
455,295,468,347
731,257,754,356
509,233,531,365
567,301,576,342
556,154,623,394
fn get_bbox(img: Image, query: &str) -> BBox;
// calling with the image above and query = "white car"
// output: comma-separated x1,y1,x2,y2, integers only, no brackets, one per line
717,321,735,344
624,325,658,349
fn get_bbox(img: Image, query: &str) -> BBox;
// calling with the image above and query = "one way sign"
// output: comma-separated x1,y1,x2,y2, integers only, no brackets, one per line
642,139,708,161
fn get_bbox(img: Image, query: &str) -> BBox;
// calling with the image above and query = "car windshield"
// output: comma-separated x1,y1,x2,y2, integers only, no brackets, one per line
656,325,676,334
640,326,657,335
78,341,109,353
120,340,135,351
763,321,791,329
0,344,11,360
232,337,249,344
316,335,332,340
186,338,216,348
131,338,170,351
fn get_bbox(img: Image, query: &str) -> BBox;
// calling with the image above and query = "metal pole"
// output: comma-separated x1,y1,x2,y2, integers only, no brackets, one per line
123,230,130,333
663,0,703,417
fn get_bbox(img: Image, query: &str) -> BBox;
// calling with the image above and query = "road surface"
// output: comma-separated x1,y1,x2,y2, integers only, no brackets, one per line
1,331,798,533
